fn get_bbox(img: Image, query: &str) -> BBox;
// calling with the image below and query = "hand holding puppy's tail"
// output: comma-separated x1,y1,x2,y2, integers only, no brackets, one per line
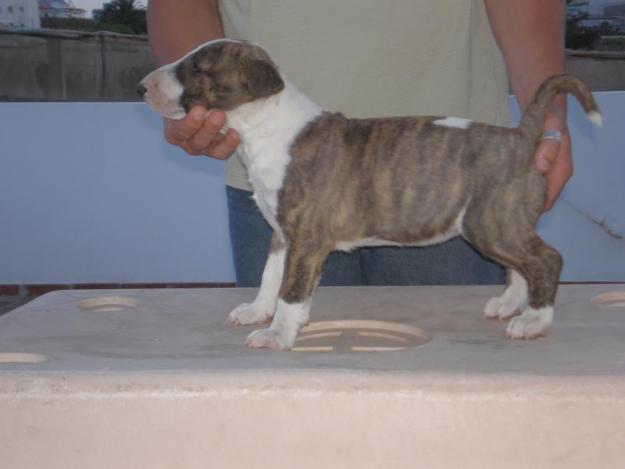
519,74,602,139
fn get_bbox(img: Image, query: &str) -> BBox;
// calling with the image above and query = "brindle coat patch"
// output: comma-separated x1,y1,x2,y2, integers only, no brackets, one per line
277,74,598,307
175,42,284,112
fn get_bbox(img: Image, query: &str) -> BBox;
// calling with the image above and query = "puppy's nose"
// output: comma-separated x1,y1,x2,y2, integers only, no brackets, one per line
136,83,147,99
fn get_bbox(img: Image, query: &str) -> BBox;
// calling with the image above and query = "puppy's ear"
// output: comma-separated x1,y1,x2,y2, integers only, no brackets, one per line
242,58,285,98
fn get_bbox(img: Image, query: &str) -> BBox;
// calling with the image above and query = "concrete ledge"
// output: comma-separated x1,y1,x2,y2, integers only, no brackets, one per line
4,372,625,469
0,30,152,100
566,48,625,90
567,48,625,59
2,285,625,468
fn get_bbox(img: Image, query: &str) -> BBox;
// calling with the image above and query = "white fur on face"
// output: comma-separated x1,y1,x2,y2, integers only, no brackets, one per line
140,66,186,119
484,270,528,320
433,117,472,129
228,246,286,325
245,298,311,350
506,305,553,339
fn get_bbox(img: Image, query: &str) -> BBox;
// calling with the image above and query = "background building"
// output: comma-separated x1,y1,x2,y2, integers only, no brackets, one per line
39,0,85,19
568,0,625,16
0,0,40,29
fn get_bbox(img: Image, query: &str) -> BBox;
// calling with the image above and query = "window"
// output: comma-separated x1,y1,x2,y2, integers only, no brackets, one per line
20,7,25,13
8,6,13,13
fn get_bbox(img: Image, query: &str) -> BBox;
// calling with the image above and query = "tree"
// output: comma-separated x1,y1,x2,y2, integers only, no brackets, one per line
566,13,602,50
98,0,147,35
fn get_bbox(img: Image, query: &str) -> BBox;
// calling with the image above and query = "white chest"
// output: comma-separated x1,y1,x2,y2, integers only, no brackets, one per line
227,80,322,235
247,158,283,233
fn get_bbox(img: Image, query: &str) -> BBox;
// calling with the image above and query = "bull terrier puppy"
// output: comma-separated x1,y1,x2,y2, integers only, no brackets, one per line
139,40,602,350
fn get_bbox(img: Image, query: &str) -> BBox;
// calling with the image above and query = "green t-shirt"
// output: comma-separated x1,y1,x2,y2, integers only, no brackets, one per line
220,0,509,190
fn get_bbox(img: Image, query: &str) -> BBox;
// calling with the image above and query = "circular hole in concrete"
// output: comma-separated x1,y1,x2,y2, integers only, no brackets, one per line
292,320,430,353
0,353,48,364
591,292,625,308
78,296,138,312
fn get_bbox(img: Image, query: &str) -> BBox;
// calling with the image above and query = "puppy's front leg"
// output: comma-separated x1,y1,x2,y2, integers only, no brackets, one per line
229,234,285,325
246,242,329,350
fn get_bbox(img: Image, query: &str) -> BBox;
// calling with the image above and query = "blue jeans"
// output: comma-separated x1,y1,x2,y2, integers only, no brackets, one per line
226,186,504,287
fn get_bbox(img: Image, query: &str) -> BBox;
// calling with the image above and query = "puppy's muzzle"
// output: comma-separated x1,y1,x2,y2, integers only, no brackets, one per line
137,68,186,119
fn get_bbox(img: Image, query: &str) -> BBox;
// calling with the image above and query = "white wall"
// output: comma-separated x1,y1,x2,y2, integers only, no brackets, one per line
0,93,623,284
0,102,235,284
511,93,624,282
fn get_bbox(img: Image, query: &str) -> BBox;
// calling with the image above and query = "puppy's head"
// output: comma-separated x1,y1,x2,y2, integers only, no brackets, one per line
138,40,284,119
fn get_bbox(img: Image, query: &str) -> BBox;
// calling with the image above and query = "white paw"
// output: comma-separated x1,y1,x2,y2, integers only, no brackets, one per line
483,297,503,319
245,328,295,350
228,303,274,326
506,306,553,340
483,296,523,320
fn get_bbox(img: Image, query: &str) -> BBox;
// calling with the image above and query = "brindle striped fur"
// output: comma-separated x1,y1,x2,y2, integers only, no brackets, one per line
277,75,598,312
175,42,284,112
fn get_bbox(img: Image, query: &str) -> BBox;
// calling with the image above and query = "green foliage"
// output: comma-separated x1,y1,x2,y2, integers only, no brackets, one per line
96,22,136,35
41,17,98,31
566,14,602,50
97,0,146,35
594,19,620,37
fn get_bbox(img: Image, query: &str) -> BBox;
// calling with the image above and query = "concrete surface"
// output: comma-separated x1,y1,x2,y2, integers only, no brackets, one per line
1,285,625,468
2,30,625,102
566,50,625,91
0,30,153,101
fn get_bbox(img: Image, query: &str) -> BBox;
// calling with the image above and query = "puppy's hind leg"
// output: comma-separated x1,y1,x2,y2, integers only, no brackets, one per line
246,240,330,350
484,269,528,320
506,236,562,339
465,220,561,339
229,233,286,325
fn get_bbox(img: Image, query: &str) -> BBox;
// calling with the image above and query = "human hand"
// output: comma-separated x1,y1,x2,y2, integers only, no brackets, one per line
163,105,240,159
534,110,572,212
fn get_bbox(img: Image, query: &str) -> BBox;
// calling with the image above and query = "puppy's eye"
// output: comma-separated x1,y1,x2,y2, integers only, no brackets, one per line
191,63,202,76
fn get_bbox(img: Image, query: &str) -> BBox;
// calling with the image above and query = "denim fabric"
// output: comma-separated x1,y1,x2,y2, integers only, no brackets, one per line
226,186,504,288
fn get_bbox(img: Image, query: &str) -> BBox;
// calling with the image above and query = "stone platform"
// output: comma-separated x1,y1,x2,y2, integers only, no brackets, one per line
1,285,625,468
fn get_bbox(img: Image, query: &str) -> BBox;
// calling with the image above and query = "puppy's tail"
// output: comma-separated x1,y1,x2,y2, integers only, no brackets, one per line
519,74,602,139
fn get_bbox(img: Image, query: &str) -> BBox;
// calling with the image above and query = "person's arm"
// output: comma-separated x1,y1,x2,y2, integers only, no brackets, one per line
484,0,568,211
147,0,239,159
